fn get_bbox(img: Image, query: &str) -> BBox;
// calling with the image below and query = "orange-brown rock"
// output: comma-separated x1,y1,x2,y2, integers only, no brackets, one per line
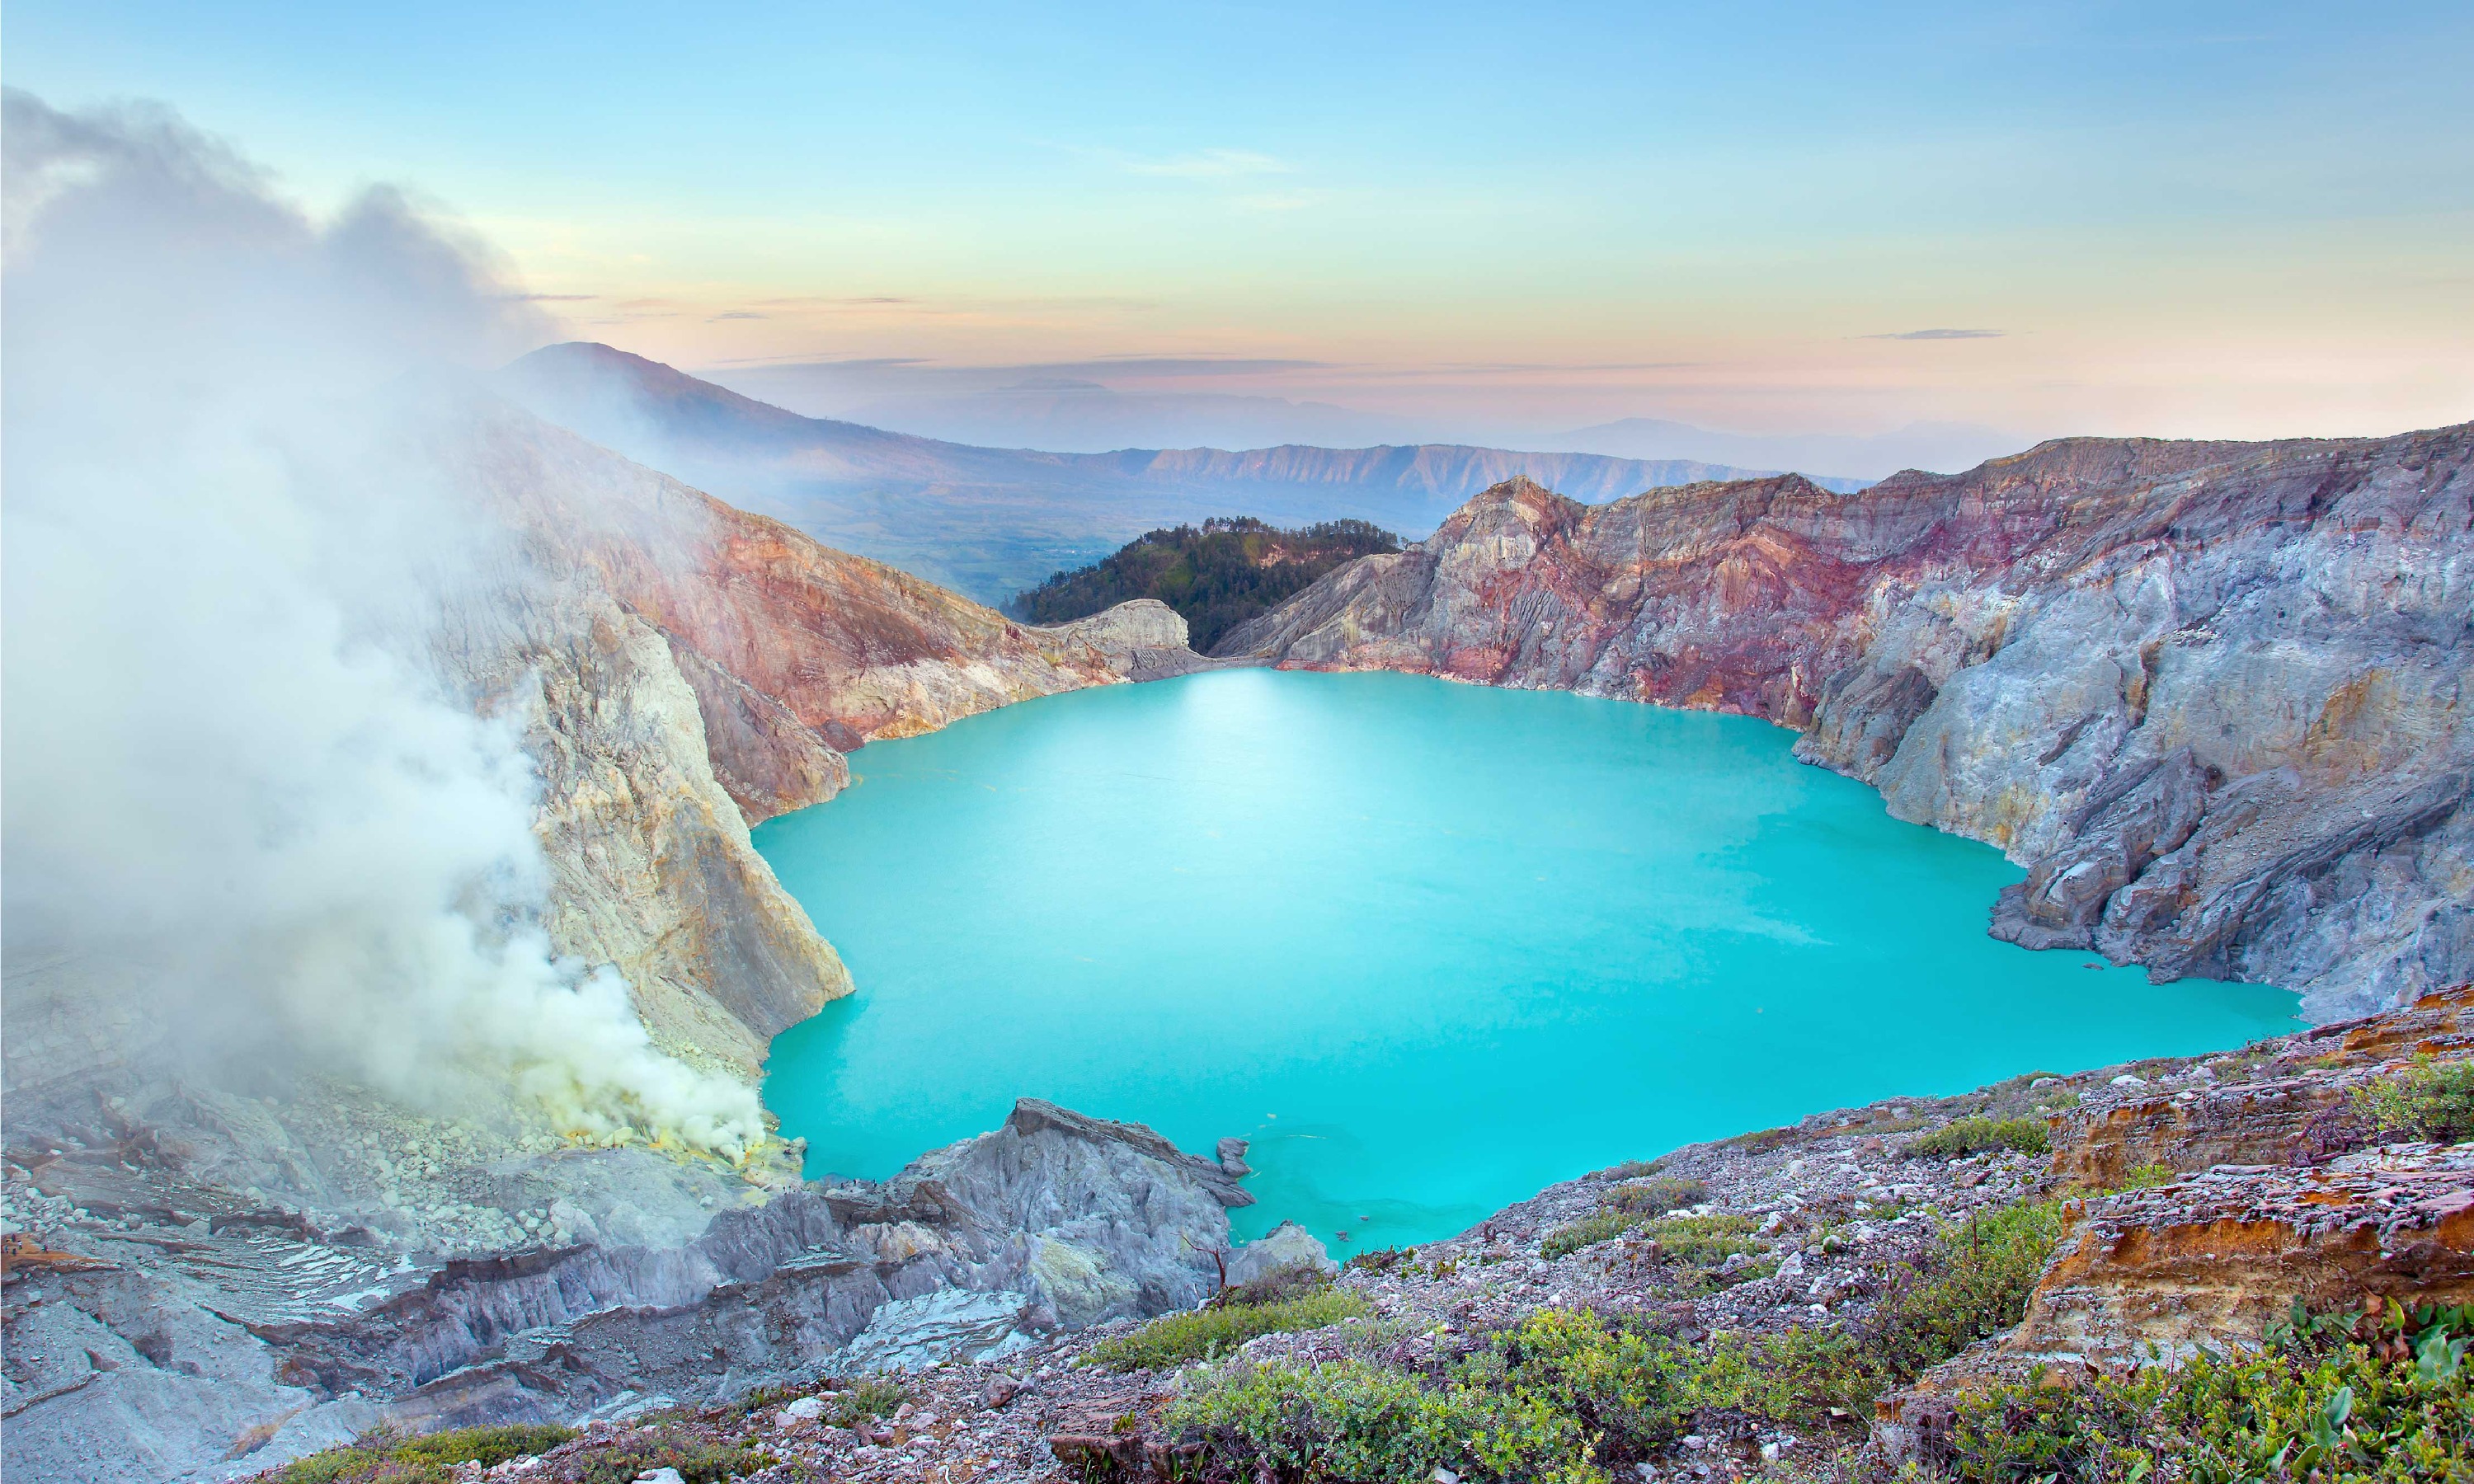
1880,988,2474,1462
2047,985,2474,1188
2023,1149,2474,1362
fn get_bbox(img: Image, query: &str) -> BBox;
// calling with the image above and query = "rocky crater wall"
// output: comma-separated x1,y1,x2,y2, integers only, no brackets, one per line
1221,425,2474,1018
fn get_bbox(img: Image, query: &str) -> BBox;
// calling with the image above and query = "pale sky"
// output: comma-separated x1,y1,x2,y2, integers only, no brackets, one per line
10,1,2471,448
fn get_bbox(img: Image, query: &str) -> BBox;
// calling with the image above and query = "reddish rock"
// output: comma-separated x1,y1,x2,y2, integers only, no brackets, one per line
1225,426,2474,1017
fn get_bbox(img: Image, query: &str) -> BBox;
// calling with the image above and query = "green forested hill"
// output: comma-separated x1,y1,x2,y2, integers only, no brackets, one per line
1011,516,1401,653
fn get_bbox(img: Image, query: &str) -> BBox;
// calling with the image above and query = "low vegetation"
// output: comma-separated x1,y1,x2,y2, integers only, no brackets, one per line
1686,1199,2070,1428
1540,1177,1709,1258
1159,1200,2070,1482
1084,1278,1371,1372
1009,516,1401,651
2354,1054,2474,1143
1907,1115,2051,1158
542,1435,777,1484
1947,1297,2474,1482
1343,1244,1419,1274
261,1425,575,1484
1595,1157,1669,1181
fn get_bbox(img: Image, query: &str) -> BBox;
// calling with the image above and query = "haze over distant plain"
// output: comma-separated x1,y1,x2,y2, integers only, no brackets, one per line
8,0,2467,458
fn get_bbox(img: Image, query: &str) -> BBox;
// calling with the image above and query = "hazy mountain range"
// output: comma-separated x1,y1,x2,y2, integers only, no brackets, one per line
705,357,2023,479
498,344,1873,605
1551,417,2025,483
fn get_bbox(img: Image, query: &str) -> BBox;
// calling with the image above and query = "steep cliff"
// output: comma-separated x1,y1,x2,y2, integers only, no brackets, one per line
438,401,1206,1074
0,400,1225,1484
1221,425,2474,1018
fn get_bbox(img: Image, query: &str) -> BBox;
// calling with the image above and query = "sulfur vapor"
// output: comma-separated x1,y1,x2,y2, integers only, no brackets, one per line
0,92,764,1158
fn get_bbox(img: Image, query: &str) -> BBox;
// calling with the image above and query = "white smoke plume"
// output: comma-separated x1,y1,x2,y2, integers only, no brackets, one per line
1,92,764,1157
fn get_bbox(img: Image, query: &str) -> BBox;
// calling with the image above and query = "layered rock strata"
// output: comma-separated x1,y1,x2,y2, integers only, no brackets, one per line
444,402,1210,1072
1,1098,1253,1484
1221,426,2474,1017
1874,986,2474,1461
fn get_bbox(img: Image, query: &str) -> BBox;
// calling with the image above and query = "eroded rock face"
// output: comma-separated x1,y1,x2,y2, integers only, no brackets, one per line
0,1099,1250,1483
1223,427,2474,1016
444,404,1205,1073
0,402,1219,1482
2020,1148,2474,1364
2047,985,2474,1188
1874,984,2474,1464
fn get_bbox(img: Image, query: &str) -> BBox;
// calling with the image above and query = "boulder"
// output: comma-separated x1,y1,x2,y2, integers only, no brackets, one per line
1225,1220,1338,1288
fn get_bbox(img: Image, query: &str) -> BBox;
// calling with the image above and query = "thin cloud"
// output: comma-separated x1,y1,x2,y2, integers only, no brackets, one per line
1860,327,2005,340
745,294,918,308
710,355,931,369
1052,356,1329,378
1123,148,1289,180
507,292,597,302
707,311,767,322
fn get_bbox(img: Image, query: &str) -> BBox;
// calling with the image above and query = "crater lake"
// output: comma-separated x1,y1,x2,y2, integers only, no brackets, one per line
755,669,2296,1252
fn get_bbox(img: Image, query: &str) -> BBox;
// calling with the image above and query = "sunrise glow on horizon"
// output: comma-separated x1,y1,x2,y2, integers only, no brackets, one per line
9,0,2468,456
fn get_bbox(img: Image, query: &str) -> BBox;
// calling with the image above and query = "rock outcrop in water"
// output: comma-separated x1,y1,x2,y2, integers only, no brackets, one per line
1221,425,2474,1018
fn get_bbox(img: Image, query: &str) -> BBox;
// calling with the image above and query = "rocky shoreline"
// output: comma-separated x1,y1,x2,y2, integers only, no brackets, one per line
189,985,2467,1484
1221,426,2474,1019
11,415,2470,1483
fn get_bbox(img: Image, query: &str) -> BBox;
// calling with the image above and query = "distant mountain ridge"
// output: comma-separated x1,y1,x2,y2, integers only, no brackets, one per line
498,343,1868,604
1554,416,2021,483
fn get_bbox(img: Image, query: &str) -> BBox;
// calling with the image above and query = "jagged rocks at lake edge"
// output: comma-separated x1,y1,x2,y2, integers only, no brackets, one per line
0,1098,1255,1484
1220,425,2474,1018
285,989,2465,1484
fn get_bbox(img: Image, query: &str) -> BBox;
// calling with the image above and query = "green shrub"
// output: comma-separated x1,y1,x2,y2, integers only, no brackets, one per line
1722,1126,1804,1154
1344,1245,1418,1274
1948,1300,2474,1483
824,1376,907,1428
1163,1360,1526,1484
2113,1161,2176,1192
1225,1259,1334,1307
1484,1308,1693,1463
1161,1313,1685,1484
1542,1210,1639,1260
1160,1198,2072,1481
1597,1157,1669,1180
1540,1180,1715,1258
1638,1213,1759,1267
1085,1288,1371,1371
1907,1115,2051,1158
2354,1055,2474,1144
1691,1200,2070,1428
547,1437,775,1484
264,1425,576,1484
1603,1176,1707,1215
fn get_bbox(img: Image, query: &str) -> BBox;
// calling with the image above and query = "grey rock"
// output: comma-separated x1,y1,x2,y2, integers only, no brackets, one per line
1226,1220,1338,1286
2,1099,1250,1482
1035,599,1224,682
1225,427,2474,1018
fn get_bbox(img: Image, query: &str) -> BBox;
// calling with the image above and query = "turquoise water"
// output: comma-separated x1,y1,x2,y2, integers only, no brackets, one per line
755,669,2295,1252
